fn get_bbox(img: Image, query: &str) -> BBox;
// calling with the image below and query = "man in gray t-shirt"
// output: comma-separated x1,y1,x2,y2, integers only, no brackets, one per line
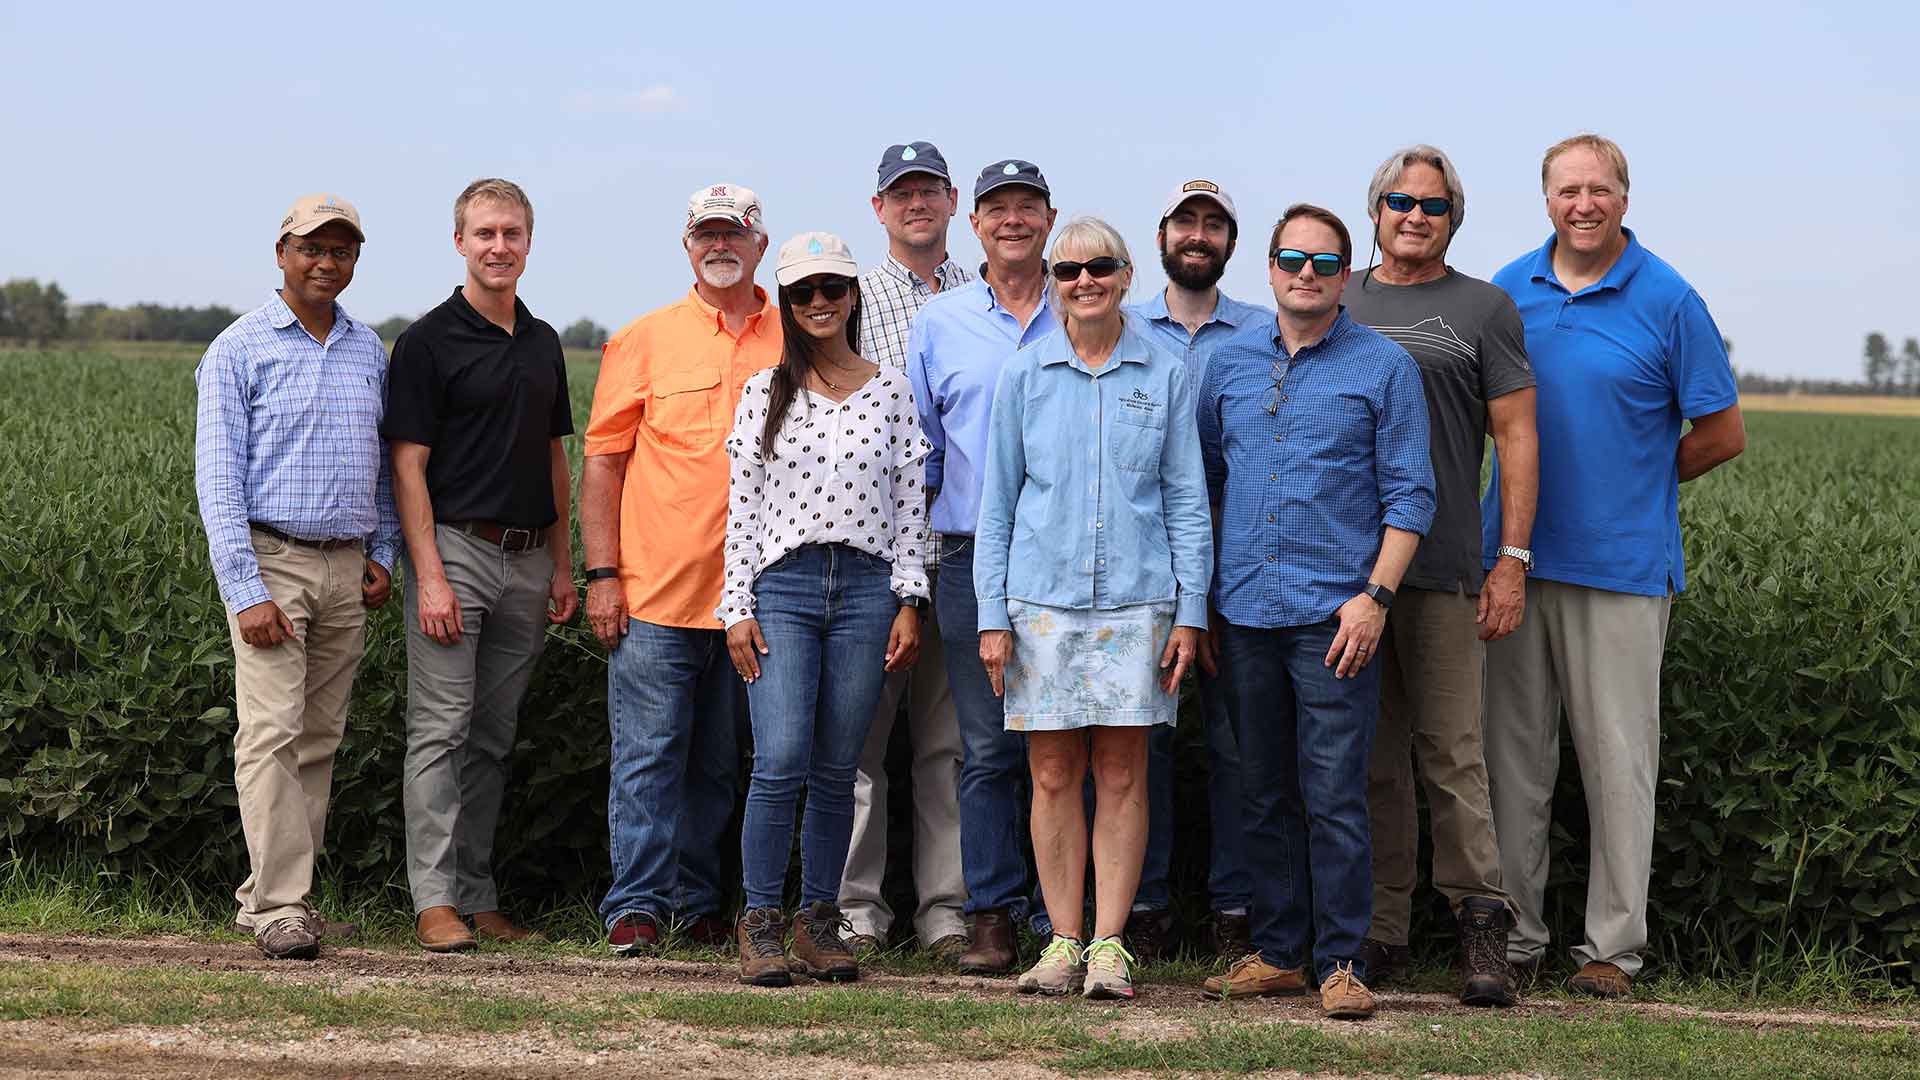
1340,145,1539,1009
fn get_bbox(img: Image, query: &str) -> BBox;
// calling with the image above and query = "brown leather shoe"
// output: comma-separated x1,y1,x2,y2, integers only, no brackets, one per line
958,909,1017,975
469,911,542,943
1202,953,1308,999
790,901,859,982
1568,960,1632,998
415,905,477,953
1320,961,1376,1019
737,907,793,987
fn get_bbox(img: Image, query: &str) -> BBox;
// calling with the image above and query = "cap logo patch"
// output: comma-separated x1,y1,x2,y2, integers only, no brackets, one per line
710,185,729,196
322,196,337,207
807,237,824,255
1003,162,1019,175
1183,180,1220,194
902,146,917,160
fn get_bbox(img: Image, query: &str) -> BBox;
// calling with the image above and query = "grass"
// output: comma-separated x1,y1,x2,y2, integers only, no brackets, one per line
1739,392,1920,416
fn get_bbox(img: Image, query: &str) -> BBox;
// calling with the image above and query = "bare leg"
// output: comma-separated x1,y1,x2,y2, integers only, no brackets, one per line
1089,726,1148,941
1029,730,1090,942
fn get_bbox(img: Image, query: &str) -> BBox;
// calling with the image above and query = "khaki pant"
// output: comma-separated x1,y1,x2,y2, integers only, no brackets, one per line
228,531,368,929
1484,578,1670,975
1367,585,1508,946
840,584,968,945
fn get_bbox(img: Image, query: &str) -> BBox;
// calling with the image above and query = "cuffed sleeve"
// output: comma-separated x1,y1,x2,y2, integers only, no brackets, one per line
971,355,1027,633
1374,352,1436,537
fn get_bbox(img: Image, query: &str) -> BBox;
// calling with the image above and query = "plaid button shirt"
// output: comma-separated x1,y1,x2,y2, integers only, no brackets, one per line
857,254,972,371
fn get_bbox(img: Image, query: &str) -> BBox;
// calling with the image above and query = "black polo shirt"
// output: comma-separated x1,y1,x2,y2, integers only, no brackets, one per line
382,287,573,528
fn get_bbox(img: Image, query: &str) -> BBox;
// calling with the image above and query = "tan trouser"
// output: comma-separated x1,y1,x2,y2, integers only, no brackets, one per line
227,531,368,929
1484,578,1671,976
1367,585,1508,946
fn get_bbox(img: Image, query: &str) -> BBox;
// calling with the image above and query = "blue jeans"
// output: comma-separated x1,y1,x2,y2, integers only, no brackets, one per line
1219,618,1378,982
1134,667,1253,914
599,618,742,928
741,544,897,910
936,537,1031,919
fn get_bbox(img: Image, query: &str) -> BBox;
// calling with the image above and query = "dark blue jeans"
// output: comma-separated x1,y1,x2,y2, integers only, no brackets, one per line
936,537,1031,920
599,618,742,928
1134,667,1253,914
1219,618,1378,982
741,544,896,910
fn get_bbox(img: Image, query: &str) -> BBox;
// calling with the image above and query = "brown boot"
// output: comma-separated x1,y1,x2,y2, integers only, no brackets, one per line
470,911,543,943
1568,960,1632,998
958,909,1017,975
1456,897,1517,1007
791,901,859,982
737,907,792,987
1201,953,1307,1000
415,905,476,953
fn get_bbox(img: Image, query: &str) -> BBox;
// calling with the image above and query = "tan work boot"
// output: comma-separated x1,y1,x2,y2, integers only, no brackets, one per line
791,901,859,982
1016,936,1085,996
1568,960,1632,998
1201,953,1307,1000
255,916,319,960
737,907,792,987
470,911,543,943
1320,960,1376,1019
415,905,477,953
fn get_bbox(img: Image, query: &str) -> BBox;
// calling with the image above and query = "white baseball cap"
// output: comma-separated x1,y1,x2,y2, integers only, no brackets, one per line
1159,179,1238,224
775,232,858,286
685,182,764,232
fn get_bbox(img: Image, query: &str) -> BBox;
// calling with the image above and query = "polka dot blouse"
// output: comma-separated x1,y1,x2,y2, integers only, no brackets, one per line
719,365,932,627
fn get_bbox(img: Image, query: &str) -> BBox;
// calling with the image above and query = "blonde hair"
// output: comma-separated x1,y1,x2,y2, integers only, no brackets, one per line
1046,216,1133,328
454,177,535,236
1541,134,1630,194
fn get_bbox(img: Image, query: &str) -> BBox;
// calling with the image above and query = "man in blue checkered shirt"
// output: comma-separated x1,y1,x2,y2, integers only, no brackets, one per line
1196,204,1434,1020
193,193,401,961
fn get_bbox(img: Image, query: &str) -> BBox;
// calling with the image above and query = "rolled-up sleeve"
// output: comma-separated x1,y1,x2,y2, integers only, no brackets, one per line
1374,352,1436,536
584,329,648,456
972,356,1027,632
1161,365,1213,629
194,339,268,612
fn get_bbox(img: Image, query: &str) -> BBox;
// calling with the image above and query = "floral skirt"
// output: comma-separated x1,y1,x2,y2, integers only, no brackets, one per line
1003,600,1177,732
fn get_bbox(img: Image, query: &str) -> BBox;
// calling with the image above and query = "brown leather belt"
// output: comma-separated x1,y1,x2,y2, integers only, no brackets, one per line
452,520,548,553
250,522,361,551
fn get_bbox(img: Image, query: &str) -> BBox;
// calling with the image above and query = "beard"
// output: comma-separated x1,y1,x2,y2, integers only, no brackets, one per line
699,256,744,289
1162,242,1226,290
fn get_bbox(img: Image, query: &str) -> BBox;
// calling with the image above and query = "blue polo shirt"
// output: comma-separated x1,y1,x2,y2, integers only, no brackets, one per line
1126,287,1274,406
1485,229,1737,596
907,275,1057,536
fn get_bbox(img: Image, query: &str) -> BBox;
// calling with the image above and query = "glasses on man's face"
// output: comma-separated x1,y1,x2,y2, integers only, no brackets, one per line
787,277,852,306
1381,192,1453,217
691,227,754,248
1270,249,1344,277
287,242,358,262
1050,257,1128,282
882,184,948,206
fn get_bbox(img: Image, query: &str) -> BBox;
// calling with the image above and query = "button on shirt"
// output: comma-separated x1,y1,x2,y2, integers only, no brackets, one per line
194,292,401,612
719,367,931,627
1485,229,1737,596
1126,287,1273,405
907,275,1057,536
1199,311,1436,629
585,287,782,628
857,254,972,372
974,325,1212,632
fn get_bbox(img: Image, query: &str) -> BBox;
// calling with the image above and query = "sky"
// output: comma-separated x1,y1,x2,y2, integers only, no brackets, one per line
4,2,1916,380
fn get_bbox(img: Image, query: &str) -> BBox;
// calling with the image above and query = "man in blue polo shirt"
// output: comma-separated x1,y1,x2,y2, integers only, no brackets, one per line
1483,134,1744,1000
1197,204,1434,1020
906,158,1057,974
1123,179,1271,963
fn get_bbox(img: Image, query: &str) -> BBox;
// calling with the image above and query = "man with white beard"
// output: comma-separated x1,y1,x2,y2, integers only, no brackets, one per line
581,184,783,953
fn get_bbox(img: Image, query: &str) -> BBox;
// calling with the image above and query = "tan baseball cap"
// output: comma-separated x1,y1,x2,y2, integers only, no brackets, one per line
278,193,365,242
1159,179,1238,224
685,183,764,233
775,232,858,286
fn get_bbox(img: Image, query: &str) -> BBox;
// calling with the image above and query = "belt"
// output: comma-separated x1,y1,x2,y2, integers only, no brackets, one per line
250,522,361,551
452,520,548,553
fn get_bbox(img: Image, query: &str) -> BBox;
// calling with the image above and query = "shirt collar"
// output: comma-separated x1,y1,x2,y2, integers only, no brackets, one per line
1528,226,1647,293
267,290,352,339
686,284,775,337
447,286,535,335
1269,307,1353,358
1036,322,1153,369
1138,287,1259,329
881,254,964,292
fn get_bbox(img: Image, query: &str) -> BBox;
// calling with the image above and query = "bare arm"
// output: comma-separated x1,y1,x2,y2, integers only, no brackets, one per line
1479,388,1539,640
579,451,630,646
1326,525,1421,679
392,440,461,644
1678,403,1746,482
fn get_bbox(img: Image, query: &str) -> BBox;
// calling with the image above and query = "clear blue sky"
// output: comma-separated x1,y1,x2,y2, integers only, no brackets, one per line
4,2,1914,379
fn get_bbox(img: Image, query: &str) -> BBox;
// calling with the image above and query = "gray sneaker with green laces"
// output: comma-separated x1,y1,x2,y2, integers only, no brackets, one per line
1016,936,1085,995
1083,937,1137,1000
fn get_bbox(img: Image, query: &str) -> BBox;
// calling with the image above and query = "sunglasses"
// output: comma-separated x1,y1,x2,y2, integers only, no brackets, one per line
1050,257,1128,281
1381,192,1453,217
787,278,853,305
1270,249,1345,276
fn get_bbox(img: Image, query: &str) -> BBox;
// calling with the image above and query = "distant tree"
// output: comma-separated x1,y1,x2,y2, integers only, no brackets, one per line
374,315,414,341
1,278,69,346
1864,332,1893,392
1902,337,1920,396
559,317,609,350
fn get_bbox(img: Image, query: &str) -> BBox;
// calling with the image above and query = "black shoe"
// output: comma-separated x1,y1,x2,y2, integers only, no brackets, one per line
1356,937,1411,985
1122,908,1176,965
1456,897,1518,1007
1209,910,1252,959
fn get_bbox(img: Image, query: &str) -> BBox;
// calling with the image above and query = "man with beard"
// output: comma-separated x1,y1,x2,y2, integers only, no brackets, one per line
1341,145,1537,1007
906,159,1057,974
582,183,782,954
1122,179,1271,963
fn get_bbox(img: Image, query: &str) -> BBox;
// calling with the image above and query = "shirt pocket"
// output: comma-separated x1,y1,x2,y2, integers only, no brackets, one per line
649,368,721,449
1111,408,1166,473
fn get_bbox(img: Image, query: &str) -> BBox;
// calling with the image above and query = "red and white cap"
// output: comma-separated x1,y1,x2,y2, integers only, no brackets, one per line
685,183,764,233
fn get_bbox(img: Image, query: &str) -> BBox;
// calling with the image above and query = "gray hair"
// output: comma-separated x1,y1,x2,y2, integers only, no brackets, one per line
1046,216,1133,327
1365,145,1466,236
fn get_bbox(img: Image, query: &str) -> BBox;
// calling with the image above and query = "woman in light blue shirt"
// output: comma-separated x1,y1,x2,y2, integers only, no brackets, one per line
975,217,1212,1000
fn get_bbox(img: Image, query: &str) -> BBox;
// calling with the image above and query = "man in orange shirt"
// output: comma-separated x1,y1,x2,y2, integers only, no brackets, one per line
580,184,783,953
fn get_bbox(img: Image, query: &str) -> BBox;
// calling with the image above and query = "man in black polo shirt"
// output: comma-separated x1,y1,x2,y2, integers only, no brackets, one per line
384,177,579,952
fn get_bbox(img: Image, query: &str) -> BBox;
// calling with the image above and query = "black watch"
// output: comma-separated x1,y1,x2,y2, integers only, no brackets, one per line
1363,582,1395,610
899,594,926,610
584,566,620,582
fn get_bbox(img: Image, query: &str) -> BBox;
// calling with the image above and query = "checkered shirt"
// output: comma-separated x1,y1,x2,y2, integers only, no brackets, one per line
857,254,972,371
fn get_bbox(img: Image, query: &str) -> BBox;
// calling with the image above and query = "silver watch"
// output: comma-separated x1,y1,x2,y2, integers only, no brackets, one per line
1497,546,1534,572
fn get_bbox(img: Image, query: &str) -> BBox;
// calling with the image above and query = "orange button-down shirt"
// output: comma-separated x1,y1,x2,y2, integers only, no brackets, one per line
585,286,783,628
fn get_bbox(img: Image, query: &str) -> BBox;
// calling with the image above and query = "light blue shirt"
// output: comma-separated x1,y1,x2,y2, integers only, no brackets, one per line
974,324,1212,632
906,274,1057,535
1127,287,1273,406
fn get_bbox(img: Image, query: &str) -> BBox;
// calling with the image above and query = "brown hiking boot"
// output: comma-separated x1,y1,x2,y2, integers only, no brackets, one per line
1568,960,1632,998
1320,960,1376,1019
469,911,543,943
1201,954,1307,1000
737,907,792,987
415,905,477,953
1456,897,1517,1007
255,916,320,960
958,909,1017,974
926,933,971,964
1209,911,1251,959
791,901,860,982
1357,937,1411,985
1123,908,1175,965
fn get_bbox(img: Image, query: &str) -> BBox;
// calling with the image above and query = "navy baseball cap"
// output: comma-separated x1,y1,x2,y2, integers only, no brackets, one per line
876,141,951,193
973,159,1050,204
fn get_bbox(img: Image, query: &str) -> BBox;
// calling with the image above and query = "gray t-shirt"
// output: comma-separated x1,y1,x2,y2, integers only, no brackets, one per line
1342,268,1533,594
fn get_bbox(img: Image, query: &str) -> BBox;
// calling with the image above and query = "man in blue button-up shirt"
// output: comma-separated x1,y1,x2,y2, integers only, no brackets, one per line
1123,179,1272,962
906,158,1057,974
1197,205,1434,1021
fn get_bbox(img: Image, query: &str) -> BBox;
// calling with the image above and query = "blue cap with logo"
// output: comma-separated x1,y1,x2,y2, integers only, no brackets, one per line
973,159,1049,204
876,141,951,194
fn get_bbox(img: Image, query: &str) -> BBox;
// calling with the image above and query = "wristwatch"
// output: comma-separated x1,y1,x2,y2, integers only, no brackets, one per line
1363,582,1395,610
899,594,927,610
584,566,620,582
1496,546,1534,573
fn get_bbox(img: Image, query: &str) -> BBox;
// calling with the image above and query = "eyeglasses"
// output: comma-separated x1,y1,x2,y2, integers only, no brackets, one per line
690,227,755,247
1270,249,1344,276
1381,192,1453,217
787,277,853,305
1050,257,1128,282
286,242,358,262
1264,357,1299,416
882,184,948,205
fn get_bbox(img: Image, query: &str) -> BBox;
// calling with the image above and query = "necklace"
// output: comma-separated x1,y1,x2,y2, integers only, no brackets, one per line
810,362,863,394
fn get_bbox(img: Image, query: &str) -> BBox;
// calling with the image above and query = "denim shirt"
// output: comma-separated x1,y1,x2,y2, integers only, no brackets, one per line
1127,287,1274,407
974,323,1213,632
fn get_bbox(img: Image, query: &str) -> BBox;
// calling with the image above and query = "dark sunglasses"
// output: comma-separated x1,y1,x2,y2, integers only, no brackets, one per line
787,278,853,305
1270,249,1345,276
1381,192,1453,217
1050,257,1128,281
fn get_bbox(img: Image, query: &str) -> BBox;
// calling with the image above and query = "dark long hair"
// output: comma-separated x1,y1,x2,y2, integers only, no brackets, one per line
761,281,862,460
